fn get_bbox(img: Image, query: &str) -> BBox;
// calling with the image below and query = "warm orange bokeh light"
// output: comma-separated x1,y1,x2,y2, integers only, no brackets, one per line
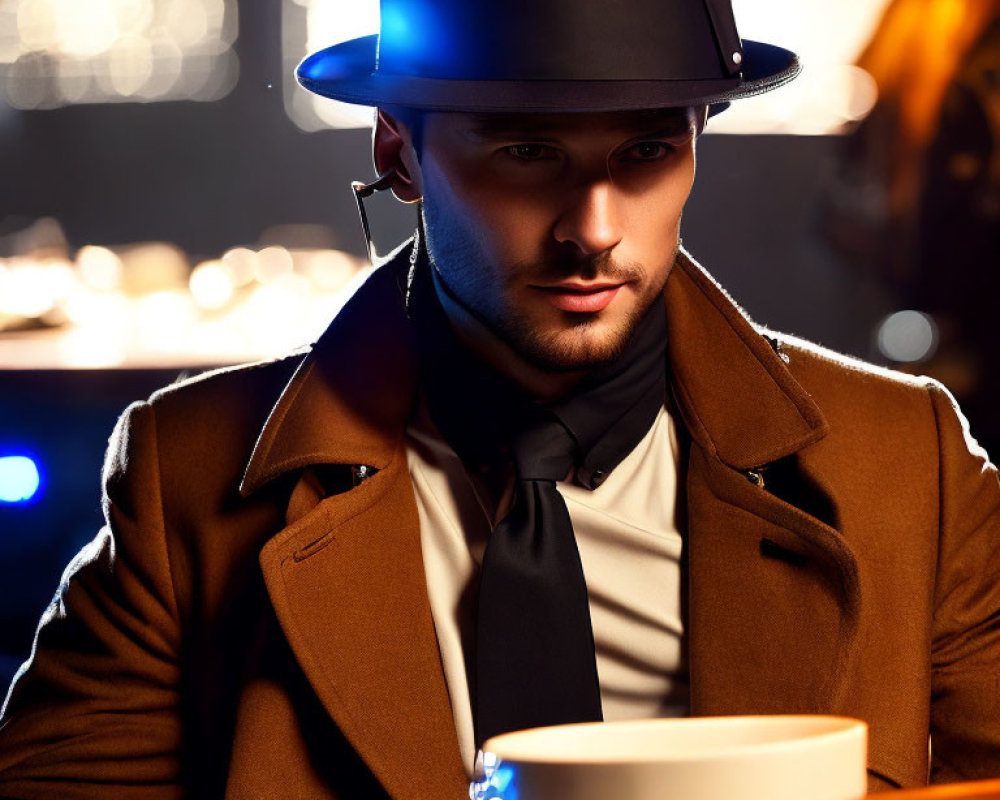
858,0,999,214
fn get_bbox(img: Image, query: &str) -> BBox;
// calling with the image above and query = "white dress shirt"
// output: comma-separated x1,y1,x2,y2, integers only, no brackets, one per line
406,401,689,776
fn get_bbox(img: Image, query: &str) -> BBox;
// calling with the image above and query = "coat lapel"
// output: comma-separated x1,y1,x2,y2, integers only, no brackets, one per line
244,252,467,799
665,250,828,471
257,453,467,800
667,251,861,716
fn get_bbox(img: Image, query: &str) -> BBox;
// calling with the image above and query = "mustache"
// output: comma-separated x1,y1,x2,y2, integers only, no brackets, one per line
513,250,646,283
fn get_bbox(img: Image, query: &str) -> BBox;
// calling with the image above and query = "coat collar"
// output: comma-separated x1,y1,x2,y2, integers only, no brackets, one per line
241,242,828,495
240,253,416,497
665,248,828,469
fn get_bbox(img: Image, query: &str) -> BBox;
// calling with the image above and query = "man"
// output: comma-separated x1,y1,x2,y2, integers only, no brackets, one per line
2,0,999,797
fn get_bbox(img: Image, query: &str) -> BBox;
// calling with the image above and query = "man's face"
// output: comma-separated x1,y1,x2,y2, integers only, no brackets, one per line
417,108,700,373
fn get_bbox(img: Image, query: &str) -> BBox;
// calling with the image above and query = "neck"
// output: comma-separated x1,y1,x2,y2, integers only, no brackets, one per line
429,265,585,403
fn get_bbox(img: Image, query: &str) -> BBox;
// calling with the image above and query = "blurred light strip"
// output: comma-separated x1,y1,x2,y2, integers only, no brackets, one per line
0,236,369,369
0,0,240,109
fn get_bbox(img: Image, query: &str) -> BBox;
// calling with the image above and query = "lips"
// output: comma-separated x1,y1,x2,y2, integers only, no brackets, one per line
532,282,624,313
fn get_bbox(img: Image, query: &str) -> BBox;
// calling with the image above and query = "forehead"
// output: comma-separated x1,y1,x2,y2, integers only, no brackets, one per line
426,107,696,142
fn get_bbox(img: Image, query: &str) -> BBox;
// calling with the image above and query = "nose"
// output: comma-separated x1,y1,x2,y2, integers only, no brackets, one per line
552,180,623,255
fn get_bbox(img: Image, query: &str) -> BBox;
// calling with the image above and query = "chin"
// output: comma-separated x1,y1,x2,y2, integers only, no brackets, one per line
508,316,636,373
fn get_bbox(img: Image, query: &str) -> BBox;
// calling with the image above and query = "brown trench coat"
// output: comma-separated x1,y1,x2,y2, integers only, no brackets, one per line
1,246,999,799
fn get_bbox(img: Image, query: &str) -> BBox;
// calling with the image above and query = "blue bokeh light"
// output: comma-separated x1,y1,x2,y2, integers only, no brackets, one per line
0,455,42,504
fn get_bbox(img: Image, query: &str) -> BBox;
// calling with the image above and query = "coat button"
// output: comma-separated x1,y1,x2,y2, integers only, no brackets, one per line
745,469,766,489
591,469,606,488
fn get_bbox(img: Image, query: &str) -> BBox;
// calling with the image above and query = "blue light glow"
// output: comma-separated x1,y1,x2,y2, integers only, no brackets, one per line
380,5,412,43
469,759,518,800
377,0,447,75
0,455,42,504
492,765,516,799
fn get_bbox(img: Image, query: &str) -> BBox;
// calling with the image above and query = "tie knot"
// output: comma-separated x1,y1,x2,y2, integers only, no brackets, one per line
510,415,576,482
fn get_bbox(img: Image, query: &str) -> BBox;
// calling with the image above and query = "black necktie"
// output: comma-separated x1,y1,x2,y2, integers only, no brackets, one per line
408,249,668,747
475,409,604,743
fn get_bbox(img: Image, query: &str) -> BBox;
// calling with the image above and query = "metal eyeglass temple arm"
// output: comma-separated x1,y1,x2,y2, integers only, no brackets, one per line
351,172,396,264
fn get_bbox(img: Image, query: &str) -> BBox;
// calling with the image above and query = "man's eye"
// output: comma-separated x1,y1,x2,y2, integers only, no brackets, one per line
505,144,554,161
622,141,674,161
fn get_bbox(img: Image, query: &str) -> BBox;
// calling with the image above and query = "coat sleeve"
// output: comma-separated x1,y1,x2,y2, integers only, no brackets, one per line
0,402,184,800
927,381,1000,782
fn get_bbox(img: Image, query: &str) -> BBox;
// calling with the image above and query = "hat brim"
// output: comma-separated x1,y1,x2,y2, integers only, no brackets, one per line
297,34,800,113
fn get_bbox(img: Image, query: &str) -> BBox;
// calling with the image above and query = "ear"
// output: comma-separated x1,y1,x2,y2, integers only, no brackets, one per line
373,109,423,203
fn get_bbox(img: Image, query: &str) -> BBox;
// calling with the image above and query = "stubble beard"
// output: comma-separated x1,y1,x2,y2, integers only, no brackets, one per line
489,280,657,373
422,207,675,374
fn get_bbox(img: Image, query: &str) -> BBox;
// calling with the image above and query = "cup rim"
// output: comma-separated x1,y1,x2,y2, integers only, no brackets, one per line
482,714,868,765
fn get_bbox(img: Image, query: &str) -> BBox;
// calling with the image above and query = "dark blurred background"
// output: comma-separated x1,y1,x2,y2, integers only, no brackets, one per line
0,0,998,690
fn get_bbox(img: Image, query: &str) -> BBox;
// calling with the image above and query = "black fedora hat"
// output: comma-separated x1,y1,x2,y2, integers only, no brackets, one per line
296,0,800,113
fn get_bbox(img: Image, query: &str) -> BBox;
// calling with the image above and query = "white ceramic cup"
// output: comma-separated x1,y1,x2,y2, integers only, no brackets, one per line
474,715,868,800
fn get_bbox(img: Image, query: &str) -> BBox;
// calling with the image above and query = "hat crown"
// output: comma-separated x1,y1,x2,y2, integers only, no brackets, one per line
375,0,744,82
